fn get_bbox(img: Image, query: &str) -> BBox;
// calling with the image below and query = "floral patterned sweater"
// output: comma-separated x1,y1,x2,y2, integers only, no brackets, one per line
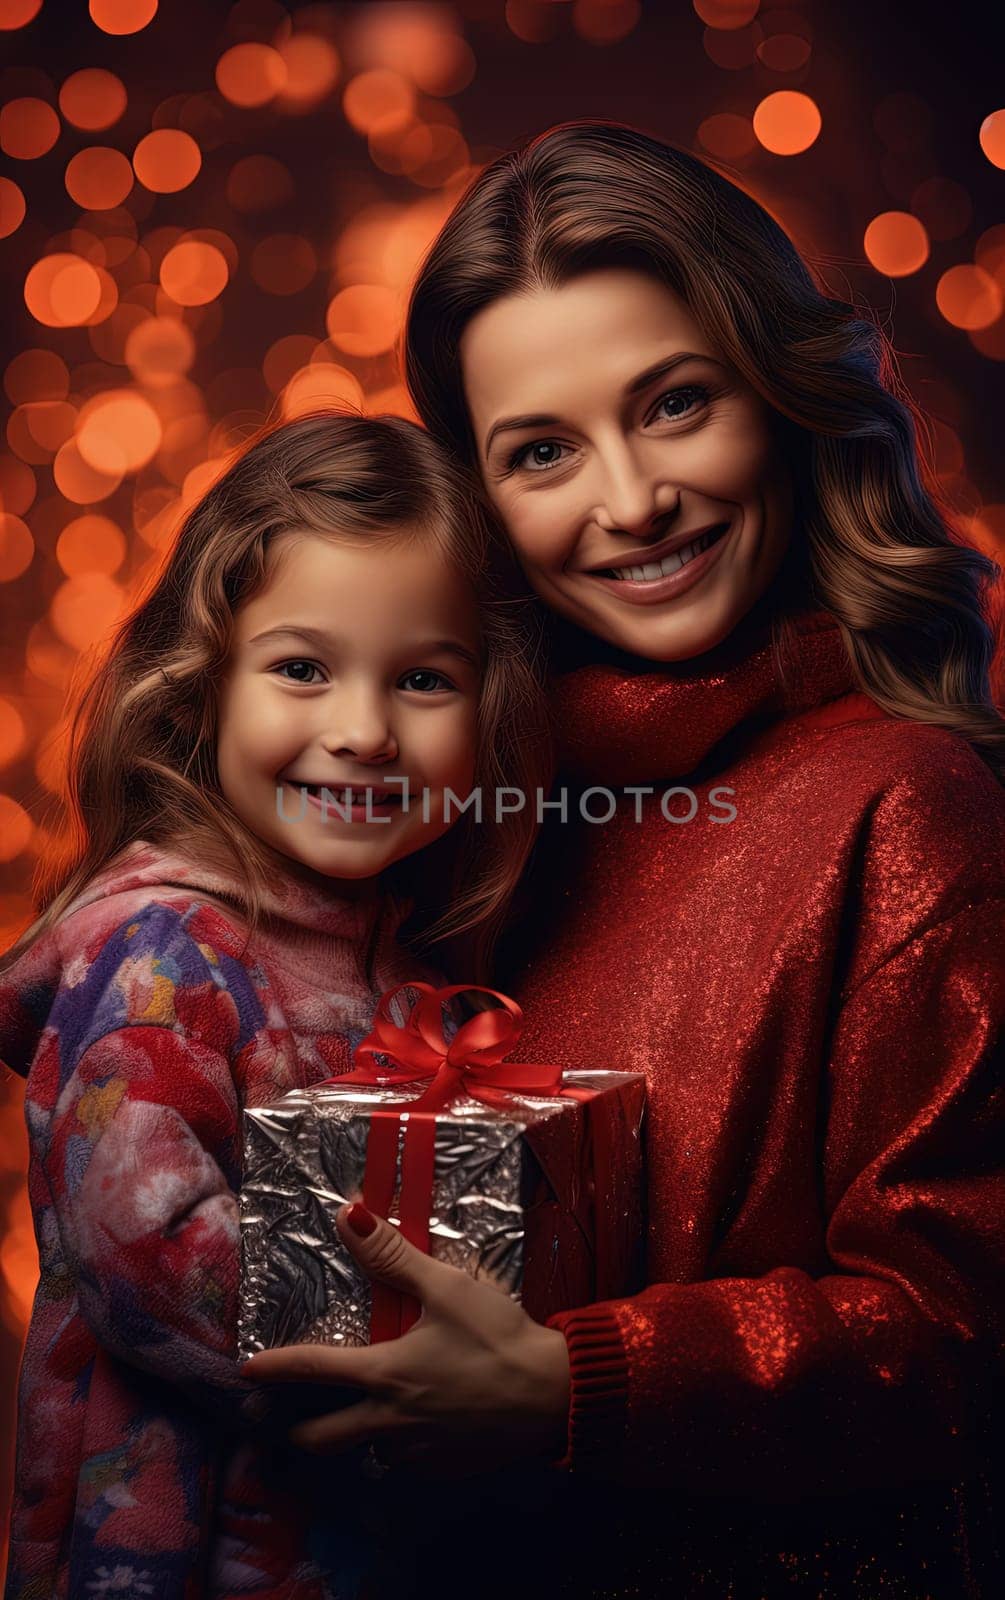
0,839,435,1600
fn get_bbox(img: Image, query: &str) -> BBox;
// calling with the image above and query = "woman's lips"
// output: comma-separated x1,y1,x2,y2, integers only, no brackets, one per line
582,520,733,606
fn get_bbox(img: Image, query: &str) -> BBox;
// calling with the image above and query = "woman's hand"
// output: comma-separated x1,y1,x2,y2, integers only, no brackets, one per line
239,1202,571,1476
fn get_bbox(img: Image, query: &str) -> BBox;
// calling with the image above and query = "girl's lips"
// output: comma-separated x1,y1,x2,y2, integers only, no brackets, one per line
582,520,733,606
284,782,405,820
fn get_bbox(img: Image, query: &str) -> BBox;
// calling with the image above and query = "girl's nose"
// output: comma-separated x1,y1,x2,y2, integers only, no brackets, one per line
321,687,398,762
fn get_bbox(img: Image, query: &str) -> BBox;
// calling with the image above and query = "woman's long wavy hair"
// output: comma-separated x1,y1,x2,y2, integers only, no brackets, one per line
2,411,552,983
403,118,1005,782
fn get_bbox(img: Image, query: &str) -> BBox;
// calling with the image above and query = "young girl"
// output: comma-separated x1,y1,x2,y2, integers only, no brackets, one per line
0,410,551,1600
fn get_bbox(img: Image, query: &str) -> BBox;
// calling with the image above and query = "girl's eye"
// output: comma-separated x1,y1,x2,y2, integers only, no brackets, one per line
505,386,711,474
274,660,324,684
400,669,454,693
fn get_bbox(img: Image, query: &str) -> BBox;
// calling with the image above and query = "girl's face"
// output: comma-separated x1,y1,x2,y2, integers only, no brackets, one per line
216,531,480,891
460,267,794,662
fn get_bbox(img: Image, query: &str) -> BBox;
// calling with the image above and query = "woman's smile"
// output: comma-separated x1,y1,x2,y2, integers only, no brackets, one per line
461,266,794,661
575,520,733,605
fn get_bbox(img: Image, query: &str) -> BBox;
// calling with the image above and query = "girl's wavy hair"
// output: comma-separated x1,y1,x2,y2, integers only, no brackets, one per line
403,118,1005,781
3,411,552,983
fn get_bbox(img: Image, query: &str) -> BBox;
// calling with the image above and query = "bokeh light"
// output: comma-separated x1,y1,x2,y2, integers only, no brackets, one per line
936,265,1003,331
0,795,33,860
49,572,127,650
863,211,930,277
979,110,1005,170
0,97,60,159
0,0,43,26
226,153,295,212
250,234,318,295
133,129,202,193
77,389,163,473
24,255,105,327
325,284,402,356
276,33,341,109
124,316,196,386
215,43,288,107
753,91,821,155
159,239,229,305
0,178,27,238
0,515,35,582
65,146,134,210
89,0,158,35
693,0,760,25
56,514,127,576
343,70,416,136
573,0,642,45
58,68,127,130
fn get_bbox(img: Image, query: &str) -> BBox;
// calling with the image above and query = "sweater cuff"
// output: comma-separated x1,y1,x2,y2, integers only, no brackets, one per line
545,1303,630,1474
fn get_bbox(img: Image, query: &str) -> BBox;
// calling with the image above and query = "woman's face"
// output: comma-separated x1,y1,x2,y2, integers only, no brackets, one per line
460,267,794,661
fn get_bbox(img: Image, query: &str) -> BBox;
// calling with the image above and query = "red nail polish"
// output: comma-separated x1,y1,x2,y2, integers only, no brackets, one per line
346,1202,379,1237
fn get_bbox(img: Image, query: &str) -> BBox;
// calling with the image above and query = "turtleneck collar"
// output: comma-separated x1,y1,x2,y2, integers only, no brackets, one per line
550,606,863,785
58,837,409,988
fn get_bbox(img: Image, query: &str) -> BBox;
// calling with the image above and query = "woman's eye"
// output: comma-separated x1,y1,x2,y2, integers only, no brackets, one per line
653,384,709,423
400,669,454,693
507,440,569,474
506,387,710,474
274,660,323,684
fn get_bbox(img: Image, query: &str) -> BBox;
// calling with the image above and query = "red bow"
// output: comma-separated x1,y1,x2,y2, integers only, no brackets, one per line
329,982,578,1341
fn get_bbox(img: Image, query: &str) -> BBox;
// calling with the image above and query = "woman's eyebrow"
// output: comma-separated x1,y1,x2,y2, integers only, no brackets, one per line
483,351,724,455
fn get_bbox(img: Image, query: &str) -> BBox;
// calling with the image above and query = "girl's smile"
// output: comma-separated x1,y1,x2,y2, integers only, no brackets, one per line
216,530,481,889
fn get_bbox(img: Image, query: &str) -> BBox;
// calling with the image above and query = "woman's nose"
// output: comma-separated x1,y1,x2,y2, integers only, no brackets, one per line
593,443,674,538
322,685,398,762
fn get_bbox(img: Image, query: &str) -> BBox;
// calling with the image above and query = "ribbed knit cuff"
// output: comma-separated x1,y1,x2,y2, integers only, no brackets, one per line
545,1304,630,1475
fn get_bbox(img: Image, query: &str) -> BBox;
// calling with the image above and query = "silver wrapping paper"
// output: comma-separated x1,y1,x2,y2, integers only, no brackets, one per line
238,1070,646,1359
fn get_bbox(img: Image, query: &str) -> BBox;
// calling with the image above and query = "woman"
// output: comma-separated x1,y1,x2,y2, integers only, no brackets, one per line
244,121,1005,1598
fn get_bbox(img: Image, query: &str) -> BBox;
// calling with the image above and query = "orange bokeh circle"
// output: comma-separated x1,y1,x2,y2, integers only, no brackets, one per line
752,91,821,155
124,315,196,386
0,97,60,159
0,698,27,768
215,43,288,108
0,513,35,582
133,128,202,193
935,264,1003,331
979,110,1005,170
325,284,401,356
65,146,134,209
276,33,340,108
0,0,43,26
159,240,229,305
89,0,158,35
343,70,415,136
863,211,930,277
59,68,127,130
0,177,26,238
0,795,33,861
53,439,124,503
76,389,163,473
25,254,105,326
50,572,127,650
56,513,127,576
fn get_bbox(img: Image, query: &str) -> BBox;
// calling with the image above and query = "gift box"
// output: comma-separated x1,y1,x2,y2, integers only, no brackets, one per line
238,983,646,1357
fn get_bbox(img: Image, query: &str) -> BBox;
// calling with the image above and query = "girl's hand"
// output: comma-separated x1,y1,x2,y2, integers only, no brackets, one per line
239,1202,571,1475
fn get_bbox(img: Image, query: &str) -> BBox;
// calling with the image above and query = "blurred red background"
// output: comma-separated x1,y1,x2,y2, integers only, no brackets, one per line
2,0,1004,1580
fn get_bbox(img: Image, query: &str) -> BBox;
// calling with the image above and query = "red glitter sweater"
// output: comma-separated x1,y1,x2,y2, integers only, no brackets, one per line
438,605,1004,1600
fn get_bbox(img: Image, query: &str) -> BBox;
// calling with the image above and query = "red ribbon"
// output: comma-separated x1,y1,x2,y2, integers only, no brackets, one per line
328,982,591,1342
